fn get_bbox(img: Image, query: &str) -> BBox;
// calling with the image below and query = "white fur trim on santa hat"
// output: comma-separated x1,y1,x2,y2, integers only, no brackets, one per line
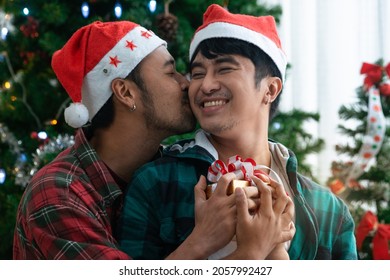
64,102,89,128
189,22,287,81
82,26,166,122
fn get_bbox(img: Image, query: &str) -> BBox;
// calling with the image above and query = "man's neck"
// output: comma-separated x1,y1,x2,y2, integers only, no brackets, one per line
208,129,271,167
89,123,164,183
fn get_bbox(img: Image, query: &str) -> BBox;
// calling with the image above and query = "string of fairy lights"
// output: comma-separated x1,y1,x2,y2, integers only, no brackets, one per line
17,1,157,21
0,0,159,90
1,1,158,38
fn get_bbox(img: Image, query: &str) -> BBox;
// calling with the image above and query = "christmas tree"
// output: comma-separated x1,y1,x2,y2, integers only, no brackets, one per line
328,59,390,259
0,0,324,259
269,110,325,181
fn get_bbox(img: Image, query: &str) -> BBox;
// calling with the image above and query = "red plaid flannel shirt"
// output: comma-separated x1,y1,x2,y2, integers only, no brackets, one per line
13,129,130,259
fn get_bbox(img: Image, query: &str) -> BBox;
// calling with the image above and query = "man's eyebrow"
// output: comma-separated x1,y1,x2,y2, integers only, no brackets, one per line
163,58,175,68
190,56,240,70
214,56,240,66
190,61,203,70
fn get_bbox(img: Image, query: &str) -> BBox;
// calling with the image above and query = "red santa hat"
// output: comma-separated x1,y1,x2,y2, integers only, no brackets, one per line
52,21,166,128
189,4,287,81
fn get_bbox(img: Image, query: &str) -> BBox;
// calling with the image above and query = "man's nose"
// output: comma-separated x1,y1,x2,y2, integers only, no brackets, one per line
200,72,220,94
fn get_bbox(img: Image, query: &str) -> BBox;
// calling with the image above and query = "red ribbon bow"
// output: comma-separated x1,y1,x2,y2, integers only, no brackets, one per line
207,155,266,183
360,62,390,94
356,211,390,260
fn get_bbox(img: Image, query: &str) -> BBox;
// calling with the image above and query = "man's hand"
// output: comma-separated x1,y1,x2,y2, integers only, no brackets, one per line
192,174,237,256
226,175,295,260
166,174,237,259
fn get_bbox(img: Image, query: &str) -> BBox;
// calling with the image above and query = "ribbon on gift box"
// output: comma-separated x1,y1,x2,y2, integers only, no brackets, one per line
207,155,270,184
356,211,390,260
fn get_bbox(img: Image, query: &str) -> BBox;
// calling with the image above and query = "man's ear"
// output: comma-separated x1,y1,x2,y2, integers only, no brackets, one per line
266,76,283,103
111,78,137,109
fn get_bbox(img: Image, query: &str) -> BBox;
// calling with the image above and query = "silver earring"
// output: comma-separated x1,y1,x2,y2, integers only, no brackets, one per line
130,103,136,112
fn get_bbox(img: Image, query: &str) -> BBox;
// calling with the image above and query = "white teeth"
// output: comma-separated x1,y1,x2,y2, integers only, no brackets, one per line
203,100,226,107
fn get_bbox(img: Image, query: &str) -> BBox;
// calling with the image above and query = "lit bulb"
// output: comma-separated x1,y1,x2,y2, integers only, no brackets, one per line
50,119,58,125
19,154,27,163
272,122,281,130
81,2,89,18
4,81,11,89
0,168,5,184
38,131,48,140
114,2,122,19
148,0,157,13
23,8,29,15
1,27,8,40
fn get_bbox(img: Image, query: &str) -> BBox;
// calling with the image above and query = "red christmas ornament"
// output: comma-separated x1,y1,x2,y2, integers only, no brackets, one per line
329,179,345,195
20,51,36,65
20,16,39,38
379,83,390,96
30,131,38,139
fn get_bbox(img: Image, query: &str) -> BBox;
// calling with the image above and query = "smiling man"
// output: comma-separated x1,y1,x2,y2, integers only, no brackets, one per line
117,4,357,260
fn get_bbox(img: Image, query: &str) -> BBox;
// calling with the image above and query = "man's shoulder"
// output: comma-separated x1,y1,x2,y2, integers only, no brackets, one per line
133,147,209,180
21,149,88,211
135,137,211,169
297,174,349,213
297,174,336,199
30,147,82,184
129,139,212,190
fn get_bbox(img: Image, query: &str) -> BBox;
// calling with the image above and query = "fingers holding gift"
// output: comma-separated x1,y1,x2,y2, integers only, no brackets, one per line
233,186,294,259
280,197,295,241
252,174,291,215
206,172,237,198
256,172,271,185
251,176,274,217
193,175,238,254
272,189,291,216
268,176,289,199
243,186,260,212
244,185,260,199
206,172,260,214
280,219,296,244
194,175,208,204
235,187,251,223
195,174,236,221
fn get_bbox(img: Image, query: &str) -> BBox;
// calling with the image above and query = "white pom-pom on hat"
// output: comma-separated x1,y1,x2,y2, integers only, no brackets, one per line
64,102,89,128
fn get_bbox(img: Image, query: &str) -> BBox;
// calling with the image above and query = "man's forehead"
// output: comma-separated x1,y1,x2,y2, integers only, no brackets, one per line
143,46,174,67
192,53,240,67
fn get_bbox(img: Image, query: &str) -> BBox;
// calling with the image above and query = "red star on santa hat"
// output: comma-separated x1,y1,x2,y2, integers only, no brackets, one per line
126,40,137,50
109,55,121,67
141,30,152,39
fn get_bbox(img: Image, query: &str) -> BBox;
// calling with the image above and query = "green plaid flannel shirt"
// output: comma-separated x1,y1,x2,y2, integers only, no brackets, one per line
117,132,357,260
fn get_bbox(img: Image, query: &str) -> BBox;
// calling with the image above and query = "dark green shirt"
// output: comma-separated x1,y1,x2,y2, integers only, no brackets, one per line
117,130,357,260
